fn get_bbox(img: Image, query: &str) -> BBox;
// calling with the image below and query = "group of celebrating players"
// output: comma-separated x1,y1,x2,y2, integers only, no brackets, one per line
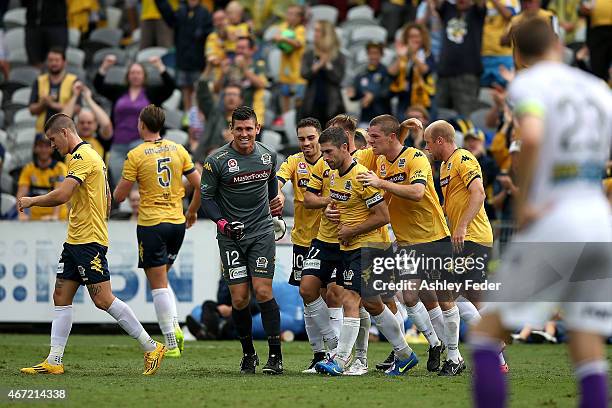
16,18,612,408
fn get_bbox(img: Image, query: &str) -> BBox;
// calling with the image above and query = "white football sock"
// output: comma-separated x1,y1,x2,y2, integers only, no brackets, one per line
47,305,73,365
499,351,506,365
354,307,370,362
336,317,360,369
152,288,178,350
372,306,412,360
428,306,446,345
406,301,440,347
305,297,337,351
107,297,156,352
167,284,180,329
304,307,325,353
394,300,406,336
328,307,343,339
456,295,481,325
443,306,462,363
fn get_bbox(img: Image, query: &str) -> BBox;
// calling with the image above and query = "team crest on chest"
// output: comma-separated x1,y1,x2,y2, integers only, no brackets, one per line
344,180,352,191
380,163,387,177
398,158,406,168
297,161,308,174
228,158,239,172
261,153,272,165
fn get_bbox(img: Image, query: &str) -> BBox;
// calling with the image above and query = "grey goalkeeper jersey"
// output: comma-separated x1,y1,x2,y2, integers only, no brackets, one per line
201,141,277,240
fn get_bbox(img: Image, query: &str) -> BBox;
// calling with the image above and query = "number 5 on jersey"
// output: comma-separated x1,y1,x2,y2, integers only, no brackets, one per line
157,158,171,187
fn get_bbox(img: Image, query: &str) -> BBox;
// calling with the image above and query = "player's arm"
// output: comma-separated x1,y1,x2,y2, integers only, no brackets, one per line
453,177,486,251
113,178,134,203
18,178,79,211
514,115,543,229
185,169,201,228
114,150,137,203
357,170,426,201
275,156,295,214
337,197,389,243
303,188,331,209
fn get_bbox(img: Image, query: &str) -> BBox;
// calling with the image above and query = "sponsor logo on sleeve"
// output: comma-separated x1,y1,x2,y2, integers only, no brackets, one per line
380,163,387,177
229,266,248,280
365,193,384,207
228,158,240,172
261,153,272,165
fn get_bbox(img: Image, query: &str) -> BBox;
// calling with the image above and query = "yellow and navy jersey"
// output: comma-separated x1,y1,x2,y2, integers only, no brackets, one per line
122,139,196,227
376,147,449,244
65,142,109,247
440,149,493,245
353,147,378,171
329,160,387,251
306,157,336,244
278,22,307,85
225,22,250,52
276,152,323,247
18,160,68,220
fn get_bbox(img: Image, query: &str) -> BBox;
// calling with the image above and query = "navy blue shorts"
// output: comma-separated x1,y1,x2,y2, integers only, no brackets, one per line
288,244,309,286
137,222,186,269
302,239,342,286
57,242,110,286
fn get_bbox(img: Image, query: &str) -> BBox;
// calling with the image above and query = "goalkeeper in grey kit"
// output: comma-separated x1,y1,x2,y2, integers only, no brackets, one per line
200,106,286,374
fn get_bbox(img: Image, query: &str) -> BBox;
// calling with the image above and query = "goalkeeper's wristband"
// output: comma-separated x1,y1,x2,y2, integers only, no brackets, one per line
216,219,229,234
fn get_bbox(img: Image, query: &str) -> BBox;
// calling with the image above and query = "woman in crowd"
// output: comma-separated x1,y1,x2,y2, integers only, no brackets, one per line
94,55,175,187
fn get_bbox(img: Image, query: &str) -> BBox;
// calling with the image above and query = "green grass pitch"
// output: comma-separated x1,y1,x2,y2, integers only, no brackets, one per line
1,334,610,407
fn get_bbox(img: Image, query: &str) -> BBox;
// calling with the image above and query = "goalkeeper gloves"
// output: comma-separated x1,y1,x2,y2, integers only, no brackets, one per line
217,219,245,240
272,216,286,241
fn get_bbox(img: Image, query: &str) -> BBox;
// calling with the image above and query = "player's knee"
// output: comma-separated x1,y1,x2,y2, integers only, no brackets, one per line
402,290,419,306
362,298,384,316
232,295,250,310
299,284,318,304
254,285,273,302
92,295,113,311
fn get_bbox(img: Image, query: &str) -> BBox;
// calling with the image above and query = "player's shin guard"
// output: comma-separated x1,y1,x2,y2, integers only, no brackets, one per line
406,301,440,347
456,296,481,325
575,360,608,408
443,306,461,363
304,308,325,354
258,299,282,358
336,317,361,369
372,306,413,360
107,298,157,352
151,288,178,350
471,336,506,408
48,305,73,365
166,284,180,329
329,307,343,339
428,306,446,345
232,305,256,355
305,297,338,351
394,300,406,336
355,307,371,362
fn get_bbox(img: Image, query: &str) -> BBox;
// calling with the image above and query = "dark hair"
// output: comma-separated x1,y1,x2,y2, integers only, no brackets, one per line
237,36,256,49
139,104,165,133
44,113,77,134
47,46,66,60
354,130,367,148
224,82,243,96
232,105,258,126
514,18,556,60
319,126,347,148
370,114,400,138
297,117,322,134
326,114,357,134
366,41,384,53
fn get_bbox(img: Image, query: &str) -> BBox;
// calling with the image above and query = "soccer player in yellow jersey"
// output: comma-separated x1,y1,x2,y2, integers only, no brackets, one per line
313,127,417,377
113,105,201,358
357,115,467,375
18,114,166,376
277,118,331,372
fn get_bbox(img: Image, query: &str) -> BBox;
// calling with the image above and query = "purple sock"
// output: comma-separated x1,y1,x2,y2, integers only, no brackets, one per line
577,362,608,408
472,344,506,408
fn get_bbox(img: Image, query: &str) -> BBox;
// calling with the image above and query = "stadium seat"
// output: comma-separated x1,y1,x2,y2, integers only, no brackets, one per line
103,66,127,85
8,66,39,87
346,5,374,21
88,27,123,47
66,47,86,69
477,87,494,109
261,130,282,151
105,6,123,30
266,47,281,82
162,89,182,111
309,5,338,25
282,109,297,146
7,49,28,68
11,87,31,106
3,7,26,29
13,108,37,127
350,26,387,47
68,28,81,48
164,109,184,130
165,129,188,146
0,193,16,217
92,47,128,67
5,27,25,54
136,47,168,63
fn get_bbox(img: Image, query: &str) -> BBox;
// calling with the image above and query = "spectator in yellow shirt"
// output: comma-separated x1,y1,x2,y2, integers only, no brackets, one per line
139,0,177,49
273,5,307,117
481,0,520,87
225,1,250,57
17,135,68,221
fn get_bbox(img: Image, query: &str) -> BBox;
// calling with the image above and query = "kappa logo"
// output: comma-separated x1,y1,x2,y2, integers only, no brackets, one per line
261,153,272,165
256,257,269,269
203,162,213,172
398,158,406,168
229,266,248,280
228,158,239,172
461,155,472,163
343,269,354,281
72,153,83,160
90,253,104,274
380,163,387,176
297,162,308,174
413,151,424,158
344,180,352,191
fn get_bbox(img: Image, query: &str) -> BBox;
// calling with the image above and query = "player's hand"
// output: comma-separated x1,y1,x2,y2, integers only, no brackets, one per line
357,170,383,189
217,219,245,240
185,210,197,229
324,202,340,223
269,194,284,217
17,196,34,212
337,223,355,244
401,117,424,132
451,224,467,254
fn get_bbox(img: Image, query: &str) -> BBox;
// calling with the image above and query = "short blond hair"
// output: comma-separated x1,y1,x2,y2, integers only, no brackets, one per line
426,120,455,143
